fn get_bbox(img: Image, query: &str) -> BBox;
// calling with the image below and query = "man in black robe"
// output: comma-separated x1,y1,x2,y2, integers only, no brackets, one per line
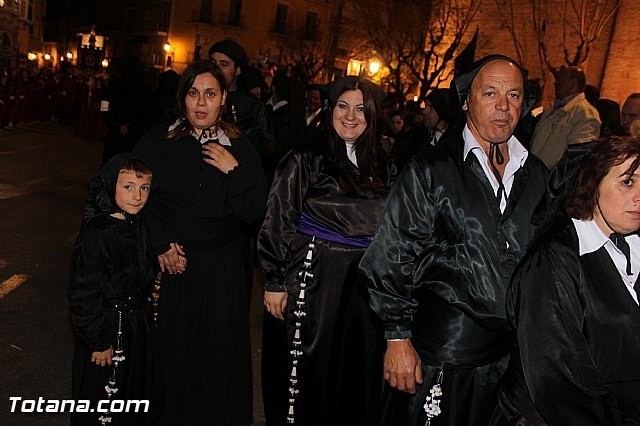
208,39,275,176
359,55,548,426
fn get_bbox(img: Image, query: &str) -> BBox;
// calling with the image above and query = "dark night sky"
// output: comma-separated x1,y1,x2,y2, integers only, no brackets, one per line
44,0,98,40
45,0,66,19
46,0,96,20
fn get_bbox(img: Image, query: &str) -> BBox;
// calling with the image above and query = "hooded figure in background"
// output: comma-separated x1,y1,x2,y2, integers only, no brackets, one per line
397,87,458,171
359,55,548,426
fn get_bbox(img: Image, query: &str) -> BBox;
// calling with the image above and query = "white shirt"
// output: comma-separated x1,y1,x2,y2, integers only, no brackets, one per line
306,107,322,126
346,142,357,166
267,98,288,112
572,218,640,305
462,124,528,213
168,118,232,146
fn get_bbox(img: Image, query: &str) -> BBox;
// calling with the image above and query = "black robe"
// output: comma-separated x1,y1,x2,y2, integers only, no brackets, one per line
500,217,640,425
133,124,267,425
359,135,548,426
258,147,393,425
69,153,156,426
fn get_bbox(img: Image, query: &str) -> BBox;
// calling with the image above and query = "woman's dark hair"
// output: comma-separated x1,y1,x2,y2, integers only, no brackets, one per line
168,60,239,139
565,137,640,219
323,77,388,193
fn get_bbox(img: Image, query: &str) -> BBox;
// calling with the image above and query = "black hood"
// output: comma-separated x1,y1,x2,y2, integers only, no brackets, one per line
83,153,141,222
452,54,536,118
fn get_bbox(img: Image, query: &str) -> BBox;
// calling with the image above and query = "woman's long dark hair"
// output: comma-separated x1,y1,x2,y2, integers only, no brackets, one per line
167,60,239,140
323,77,389,194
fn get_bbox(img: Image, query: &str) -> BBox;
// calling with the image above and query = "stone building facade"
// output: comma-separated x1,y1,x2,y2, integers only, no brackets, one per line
0,0,46,69
38,0,639,105
471,0,639,106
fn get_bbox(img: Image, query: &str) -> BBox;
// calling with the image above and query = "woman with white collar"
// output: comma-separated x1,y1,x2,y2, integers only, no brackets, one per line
133,60,267,425
499,137,640,425
259,76,395,425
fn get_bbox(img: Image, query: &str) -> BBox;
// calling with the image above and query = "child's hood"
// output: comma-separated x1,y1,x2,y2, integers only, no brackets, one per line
83,152,140,222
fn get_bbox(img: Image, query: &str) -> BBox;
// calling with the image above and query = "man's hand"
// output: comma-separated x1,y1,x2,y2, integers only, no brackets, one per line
383,339,423,394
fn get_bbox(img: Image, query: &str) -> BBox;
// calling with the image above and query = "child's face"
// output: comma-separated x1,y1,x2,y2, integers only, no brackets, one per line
114,170,152,215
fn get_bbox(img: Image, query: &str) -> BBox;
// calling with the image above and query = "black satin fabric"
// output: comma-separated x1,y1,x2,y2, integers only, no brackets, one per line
258,148,392,425
68,153,157,425
133,124,267,425
500,217,640,426
259,149,392,292
381,358,508,426
359,135,547,425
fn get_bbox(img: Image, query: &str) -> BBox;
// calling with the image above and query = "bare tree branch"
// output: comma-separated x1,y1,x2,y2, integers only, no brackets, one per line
350,0,480,104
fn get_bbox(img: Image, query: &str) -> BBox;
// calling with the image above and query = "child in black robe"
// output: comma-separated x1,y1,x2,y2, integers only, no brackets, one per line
68,153,161,425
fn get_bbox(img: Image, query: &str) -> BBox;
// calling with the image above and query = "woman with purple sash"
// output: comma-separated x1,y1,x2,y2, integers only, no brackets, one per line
259,76,395,426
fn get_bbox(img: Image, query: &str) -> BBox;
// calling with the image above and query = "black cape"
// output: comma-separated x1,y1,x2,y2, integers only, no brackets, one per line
133,124,268,425
359,134,548,425
500,216,640,425
259,147,394,425
69,153,156,425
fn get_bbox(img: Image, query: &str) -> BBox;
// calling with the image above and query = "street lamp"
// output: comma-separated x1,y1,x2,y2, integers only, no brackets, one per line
66,52,73,59
368,60,380,75
27,52,37,61
164,42,174,68
101,58,109,68
44,53,51,60
347,59,363,76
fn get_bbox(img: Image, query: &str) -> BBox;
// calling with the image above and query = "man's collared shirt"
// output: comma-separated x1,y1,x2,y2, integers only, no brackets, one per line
462,124,528,213
266,98,288,112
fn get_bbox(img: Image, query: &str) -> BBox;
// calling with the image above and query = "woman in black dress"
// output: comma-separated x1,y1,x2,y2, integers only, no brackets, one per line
499,137,640,425
133,60,267,425
259,76,395,425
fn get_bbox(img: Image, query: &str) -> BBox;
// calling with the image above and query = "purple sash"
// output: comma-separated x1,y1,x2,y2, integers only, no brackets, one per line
296,211,374,248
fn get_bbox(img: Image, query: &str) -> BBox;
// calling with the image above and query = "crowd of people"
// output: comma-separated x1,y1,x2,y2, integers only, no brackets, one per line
0,66,110,138
58,38,640,426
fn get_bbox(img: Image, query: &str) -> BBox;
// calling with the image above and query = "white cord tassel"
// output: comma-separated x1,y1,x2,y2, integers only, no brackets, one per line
100,311,127,425
287,237,315,425
423,370,443,426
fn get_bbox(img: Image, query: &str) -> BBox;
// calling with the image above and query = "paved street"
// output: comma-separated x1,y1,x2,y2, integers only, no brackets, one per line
0,122,266,425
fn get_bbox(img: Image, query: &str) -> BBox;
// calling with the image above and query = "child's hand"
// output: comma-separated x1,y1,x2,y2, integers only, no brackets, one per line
91,346,113,367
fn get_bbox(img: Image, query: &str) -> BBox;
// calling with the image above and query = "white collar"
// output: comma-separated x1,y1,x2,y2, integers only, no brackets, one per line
267,98,289,112
462,124,528,213
572,218,640,305
572,218,609,256
462,124,528,166
168,118,232,146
